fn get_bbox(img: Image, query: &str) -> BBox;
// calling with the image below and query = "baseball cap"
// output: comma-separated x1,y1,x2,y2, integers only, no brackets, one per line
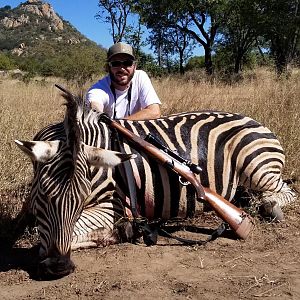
107,42,135,61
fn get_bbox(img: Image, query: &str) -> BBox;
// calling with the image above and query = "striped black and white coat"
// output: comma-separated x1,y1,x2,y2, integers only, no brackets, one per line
15,90,296,278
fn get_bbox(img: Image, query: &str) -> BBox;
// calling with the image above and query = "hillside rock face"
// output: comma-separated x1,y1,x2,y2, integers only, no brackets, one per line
1,14,29,28
21,1,63,31
1,0,63,31
0,0,104,58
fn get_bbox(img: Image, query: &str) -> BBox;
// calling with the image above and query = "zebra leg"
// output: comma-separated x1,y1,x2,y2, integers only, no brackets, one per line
71,201,135,249
71,220,135,250
240,152,297,221
71,204,119,249
259,182,297,221
71,228,118,249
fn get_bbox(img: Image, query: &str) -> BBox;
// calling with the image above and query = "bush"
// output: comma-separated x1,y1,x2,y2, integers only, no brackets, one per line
0,53,14,70
185,56,206,71
58,45,106,86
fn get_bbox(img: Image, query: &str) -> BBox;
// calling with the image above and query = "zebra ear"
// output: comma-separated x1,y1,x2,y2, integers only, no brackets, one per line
15,140,60,163
83,144,137,167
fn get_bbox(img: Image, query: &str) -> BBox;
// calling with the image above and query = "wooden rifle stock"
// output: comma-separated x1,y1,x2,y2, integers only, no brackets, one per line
202,188,253,239
100,114,254,239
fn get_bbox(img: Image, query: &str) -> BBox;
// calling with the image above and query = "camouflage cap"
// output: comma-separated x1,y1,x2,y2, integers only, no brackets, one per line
107,42,135,61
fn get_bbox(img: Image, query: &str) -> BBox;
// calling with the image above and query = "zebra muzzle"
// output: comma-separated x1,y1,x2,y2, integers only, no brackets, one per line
38,255,75,280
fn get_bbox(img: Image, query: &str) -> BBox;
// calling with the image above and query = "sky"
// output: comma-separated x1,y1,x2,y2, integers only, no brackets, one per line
2,0,204,56
2,0,115,49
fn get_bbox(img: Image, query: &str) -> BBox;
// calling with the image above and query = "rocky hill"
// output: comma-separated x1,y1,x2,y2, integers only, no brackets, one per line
0,0,105,58
0,0,106,82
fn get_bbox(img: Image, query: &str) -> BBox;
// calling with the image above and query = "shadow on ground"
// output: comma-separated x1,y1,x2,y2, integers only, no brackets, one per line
0,241,40,280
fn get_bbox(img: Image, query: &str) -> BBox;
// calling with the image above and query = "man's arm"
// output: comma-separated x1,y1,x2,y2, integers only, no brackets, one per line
125,103,161,120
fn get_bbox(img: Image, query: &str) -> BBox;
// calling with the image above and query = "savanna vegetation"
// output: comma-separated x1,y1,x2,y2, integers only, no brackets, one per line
1,0,300,84
97,0,300,77
0,2,107,85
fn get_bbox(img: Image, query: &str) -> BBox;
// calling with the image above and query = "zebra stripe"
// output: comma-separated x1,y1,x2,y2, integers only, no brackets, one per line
17,94,296,278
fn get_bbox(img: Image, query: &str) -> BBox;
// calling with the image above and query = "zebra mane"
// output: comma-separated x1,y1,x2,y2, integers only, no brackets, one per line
55,85,83,163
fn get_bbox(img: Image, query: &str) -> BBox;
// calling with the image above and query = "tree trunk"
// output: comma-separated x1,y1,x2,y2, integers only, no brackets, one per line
234,50,243,74
204,47,213,75
179,49,184,75
271,39,289,77
275,52,288,76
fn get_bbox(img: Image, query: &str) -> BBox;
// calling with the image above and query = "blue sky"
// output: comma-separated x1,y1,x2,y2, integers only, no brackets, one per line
3,0,114,49
3,0,204,56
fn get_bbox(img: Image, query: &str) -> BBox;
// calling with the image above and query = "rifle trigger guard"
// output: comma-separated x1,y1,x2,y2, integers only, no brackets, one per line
179,176,190,186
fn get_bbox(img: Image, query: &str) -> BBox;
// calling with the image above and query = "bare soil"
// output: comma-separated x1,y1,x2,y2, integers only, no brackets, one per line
0,204,300,300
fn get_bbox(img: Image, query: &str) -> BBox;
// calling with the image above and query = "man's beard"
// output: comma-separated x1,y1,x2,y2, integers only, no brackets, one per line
109,70,134,87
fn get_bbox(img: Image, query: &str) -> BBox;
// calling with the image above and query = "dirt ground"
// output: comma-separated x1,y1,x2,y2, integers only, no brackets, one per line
0,203,299,300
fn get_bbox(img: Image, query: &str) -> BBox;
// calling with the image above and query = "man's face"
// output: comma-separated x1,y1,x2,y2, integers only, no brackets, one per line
108,54,136,88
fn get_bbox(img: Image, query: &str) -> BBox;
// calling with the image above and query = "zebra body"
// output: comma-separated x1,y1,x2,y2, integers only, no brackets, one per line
16,92,296,278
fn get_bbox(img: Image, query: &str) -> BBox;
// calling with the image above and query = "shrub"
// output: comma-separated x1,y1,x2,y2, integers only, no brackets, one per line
0,52,14,70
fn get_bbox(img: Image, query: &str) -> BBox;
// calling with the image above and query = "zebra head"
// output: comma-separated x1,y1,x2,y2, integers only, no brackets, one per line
15,88,136,280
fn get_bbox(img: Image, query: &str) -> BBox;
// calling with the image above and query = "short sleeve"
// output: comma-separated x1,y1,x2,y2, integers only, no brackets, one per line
136,70,161,108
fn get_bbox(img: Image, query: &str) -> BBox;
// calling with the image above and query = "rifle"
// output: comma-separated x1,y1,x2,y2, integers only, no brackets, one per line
99,114,254,240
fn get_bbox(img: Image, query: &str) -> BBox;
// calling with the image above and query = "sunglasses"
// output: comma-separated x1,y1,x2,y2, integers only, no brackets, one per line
108,60,135,68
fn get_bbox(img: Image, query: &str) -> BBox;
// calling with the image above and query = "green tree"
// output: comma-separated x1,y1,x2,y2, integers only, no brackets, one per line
215,0,263,74
259,0,300,76
185,55,205,71
146,16,195,74
59,46,106,86
96,0,140,44
137,0,228,75
122,17,147,58
137,51,164,76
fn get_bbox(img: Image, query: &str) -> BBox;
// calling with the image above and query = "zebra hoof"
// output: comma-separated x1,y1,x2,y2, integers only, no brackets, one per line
260,201,284,221
115,220,135,242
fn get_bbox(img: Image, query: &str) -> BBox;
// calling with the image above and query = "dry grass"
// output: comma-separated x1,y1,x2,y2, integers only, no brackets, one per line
0,68,299,220
154,68,300,181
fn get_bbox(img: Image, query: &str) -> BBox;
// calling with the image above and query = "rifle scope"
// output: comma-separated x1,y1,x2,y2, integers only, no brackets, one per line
145,133,202,175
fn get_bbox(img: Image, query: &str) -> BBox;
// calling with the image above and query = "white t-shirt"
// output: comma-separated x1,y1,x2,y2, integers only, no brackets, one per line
86,70,161,119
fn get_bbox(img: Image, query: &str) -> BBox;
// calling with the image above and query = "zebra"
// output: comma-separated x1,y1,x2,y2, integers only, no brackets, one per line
15,88,296,279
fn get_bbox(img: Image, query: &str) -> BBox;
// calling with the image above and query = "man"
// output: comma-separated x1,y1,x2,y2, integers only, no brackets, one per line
86,42,161,120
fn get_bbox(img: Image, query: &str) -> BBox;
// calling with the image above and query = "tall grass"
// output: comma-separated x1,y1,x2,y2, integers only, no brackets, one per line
155,69,300,181
0,69,299,220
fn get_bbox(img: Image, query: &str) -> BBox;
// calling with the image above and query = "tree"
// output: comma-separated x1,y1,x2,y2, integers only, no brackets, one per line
96,0,145,50
137,0,228,75
122,16,147,59
185,55,205,71
59,46,106,86
260,0,300,76
147,17,195,74
96,0,133,43
137,51,164,76
12,44,106,86
0,5,11,18
215,0,263,74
